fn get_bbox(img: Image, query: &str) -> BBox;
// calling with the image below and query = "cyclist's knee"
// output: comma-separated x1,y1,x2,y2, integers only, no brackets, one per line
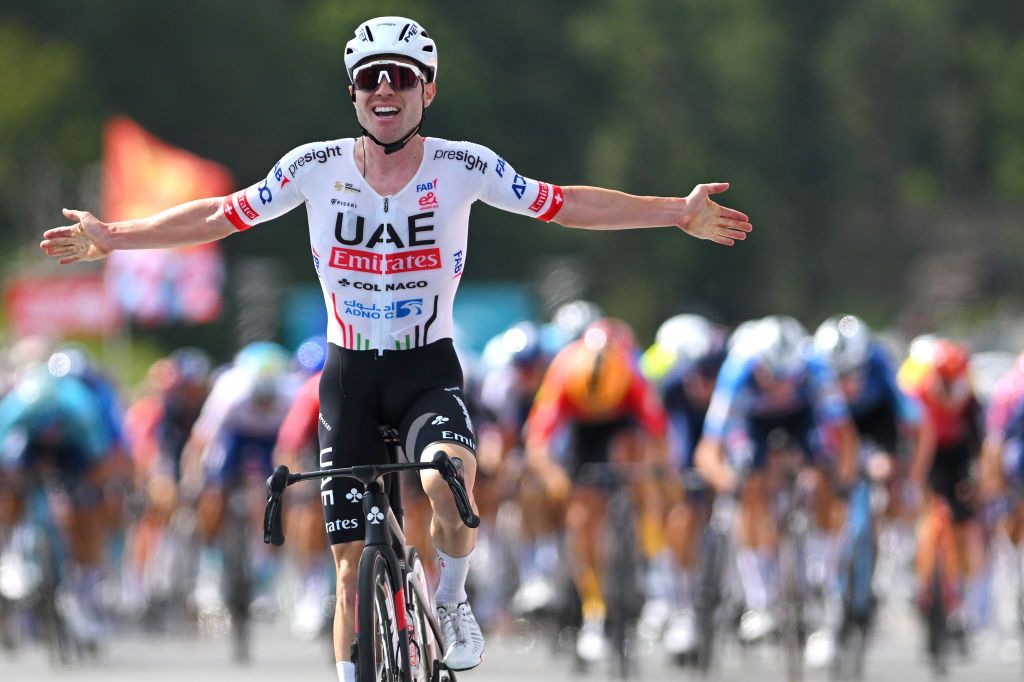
419,442,477,524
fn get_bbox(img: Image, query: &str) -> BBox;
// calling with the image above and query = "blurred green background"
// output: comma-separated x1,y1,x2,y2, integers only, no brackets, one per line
3,0,1024,364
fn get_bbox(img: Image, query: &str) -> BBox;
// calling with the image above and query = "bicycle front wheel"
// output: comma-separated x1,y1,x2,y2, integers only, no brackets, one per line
357,547,404,682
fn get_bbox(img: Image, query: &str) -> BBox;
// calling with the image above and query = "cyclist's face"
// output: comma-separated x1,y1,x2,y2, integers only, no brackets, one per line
350,57,436,143
839,370,864,401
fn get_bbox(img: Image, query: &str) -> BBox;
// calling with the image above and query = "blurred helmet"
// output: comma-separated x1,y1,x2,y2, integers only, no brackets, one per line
813,315,871,375
47,345,94,380
294,335,328,373
585,317,638,353
235,341,289,379
654,314,727,376
932,339,969,382
170,347,212,385
344,17,438,83
501,321,544,369
552,300,602,342
747,316,808,379
562,331,633,415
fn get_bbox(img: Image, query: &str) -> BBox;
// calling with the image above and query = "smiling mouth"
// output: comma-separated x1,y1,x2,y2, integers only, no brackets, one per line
372,106,400,119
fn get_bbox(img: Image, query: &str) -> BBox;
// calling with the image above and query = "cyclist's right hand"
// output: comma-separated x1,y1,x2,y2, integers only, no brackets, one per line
40,209,112,264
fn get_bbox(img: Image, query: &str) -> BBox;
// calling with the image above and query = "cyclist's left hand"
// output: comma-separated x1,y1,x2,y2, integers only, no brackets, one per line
677,183,751,246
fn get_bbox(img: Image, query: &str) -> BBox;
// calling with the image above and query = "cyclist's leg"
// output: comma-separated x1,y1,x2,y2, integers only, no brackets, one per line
317,344,394,681
734,418,779,641
661,476,709,653
195,431,237,542
398,380,485,670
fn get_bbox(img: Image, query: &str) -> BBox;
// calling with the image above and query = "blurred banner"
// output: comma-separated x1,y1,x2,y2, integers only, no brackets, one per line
102,116,232,325
5,273,121,338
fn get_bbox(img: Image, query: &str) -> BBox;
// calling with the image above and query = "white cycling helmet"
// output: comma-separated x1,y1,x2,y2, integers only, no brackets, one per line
813,314,871,374
747,315,808,378
656,314,726,369
344,17,438,83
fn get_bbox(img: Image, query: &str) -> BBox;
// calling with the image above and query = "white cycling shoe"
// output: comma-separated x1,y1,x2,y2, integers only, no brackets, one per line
437,601,485,671
576,617,608,663
663,609,698,656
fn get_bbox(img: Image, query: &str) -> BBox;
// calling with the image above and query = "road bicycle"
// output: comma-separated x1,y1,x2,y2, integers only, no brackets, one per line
832,444,889,681
0,469,89,664
693,487,740,674
264,427,479,682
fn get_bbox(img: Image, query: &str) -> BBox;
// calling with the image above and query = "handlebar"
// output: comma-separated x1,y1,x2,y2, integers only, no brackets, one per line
263,451,479,546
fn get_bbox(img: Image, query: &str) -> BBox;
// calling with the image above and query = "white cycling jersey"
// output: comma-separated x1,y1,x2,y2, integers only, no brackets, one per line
223,137,564,352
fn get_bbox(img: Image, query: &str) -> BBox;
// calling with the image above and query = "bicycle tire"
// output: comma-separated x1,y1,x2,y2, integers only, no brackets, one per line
779,530,804,682
404,547,436,682
694,524,727,673
222,494,253,664
603,487,642,679
357,546,404,682
926,565,948,677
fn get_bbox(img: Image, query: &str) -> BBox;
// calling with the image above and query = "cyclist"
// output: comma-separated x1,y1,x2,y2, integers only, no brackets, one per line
0,363,114,646
478,321,558,616
638,314,727,656
184,341,297,610
898,337,985,636
40,15,752,679
980,351,1024,626
275,335,334,639
694,315,857,652
526,320,669,661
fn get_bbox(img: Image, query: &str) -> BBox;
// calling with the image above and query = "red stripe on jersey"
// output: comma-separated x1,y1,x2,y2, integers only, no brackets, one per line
331,293,348,348
538,185,564,222
222,193,251,231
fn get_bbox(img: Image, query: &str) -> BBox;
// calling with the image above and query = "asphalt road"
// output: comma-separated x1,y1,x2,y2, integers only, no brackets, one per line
2,597,1024,682
5,533,1024,682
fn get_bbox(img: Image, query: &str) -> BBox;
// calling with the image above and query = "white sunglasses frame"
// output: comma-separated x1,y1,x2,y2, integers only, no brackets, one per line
351,60,427,90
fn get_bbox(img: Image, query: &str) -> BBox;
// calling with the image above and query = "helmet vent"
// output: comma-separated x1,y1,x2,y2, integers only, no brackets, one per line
397,23,411,42
423,45,434,52
364,26,375,42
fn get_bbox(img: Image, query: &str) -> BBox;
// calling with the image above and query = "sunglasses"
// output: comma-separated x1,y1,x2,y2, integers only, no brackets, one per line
352,60,426,92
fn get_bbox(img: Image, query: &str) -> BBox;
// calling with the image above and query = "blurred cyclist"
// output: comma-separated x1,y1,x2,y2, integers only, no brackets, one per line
274,335,333,639
898,337,985,635
639,314,728,656
184,341,297,608
694,315,857,656
477,321,556,616
812,316,933,511
0,363,114,645
526,319,668,662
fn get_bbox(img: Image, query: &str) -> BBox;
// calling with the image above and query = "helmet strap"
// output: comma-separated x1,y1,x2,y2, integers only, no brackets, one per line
360,107,425,155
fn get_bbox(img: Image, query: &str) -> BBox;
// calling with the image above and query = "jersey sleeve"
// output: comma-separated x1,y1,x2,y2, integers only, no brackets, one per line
525,354,572,445
220,144,318,231
623,371,668,439
702,355,752,440
466,143,565,222
807,356,851,424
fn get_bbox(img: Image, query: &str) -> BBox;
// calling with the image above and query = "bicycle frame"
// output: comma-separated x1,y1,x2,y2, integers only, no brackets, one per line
264,445,478,682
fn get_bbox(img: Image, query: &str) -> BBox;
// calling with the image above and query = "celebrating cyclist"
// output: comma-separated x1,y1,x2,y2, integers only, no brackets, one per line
40,15,751,680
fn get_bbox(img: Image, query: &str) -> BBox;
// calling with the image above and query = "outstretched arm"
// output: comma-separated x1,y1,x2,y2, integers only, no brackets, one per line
553,182,751,246
40,198,235,264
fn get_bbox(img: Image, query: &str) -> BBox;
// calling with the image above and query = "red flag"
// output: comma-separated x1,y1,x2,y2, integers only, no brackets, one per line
102,117,233,325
